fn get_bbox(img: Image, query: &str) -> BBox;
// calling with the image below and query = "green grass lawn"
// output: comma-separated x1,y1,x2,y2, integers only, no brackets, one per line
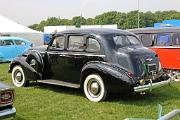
0,63,180,120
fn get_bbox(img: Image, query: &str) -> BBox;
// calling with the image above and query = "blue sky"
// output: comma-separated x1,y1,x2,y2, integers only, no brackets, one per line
0,0,180,26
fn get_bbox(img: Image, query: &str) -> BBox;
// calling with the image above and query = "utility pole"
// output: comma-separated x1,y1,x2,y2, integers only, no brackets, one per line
138,0,140,29
80,13,82,28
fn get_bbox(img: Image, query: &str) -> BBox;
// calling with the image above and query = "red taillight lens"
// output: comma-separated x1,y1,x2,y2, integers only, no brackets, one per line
127,72,133,78
0,90,14,105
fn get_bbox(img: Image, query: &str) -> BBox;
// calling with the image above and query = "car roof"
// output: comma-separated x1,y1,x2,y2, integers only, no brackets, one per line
0,37,30,43
128,27,180,34
59,28,135,36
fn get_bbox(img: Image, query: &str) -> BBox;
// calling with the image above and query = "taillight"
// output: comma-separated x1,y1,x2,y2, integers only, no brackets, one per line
0,90,14,105
127,71,133,78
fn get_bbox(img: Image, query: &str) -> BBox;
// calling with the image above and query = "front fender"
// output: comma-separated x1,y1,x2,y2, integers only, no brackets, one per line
81,61,134,85
9,57,41,81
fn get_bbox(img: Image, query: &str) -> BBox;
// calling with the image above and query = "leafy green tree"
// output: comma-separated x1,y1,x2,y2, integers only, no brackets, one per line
72,16,86,27
29,10,180,32
85,18,95,25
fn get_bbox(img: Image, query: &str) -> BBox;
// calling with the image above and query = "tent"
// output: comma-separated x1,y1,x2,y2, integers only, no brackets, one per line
0,16,43,45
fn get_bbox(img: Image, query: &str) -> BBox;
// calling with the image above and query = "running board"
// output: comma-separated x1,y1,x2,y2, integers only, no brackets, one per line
37,80,80,88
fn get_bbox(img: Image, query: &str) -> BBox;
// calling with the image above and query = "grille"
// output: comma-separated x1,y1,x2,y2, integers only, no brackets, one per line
147,64,157,73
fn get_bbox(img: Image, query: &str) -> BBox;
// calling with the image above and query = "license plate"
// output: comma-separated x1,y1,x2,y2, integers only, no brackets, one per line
147,64,156,72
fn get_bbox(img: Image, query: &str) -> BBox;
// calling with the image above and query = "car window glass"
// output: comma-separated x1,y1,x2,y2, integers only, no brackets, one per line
156,34,171,46
68,36,85,51
127,36,141,45
87,38,100,52
172,33,180,46
15,40,26,46
51,36,65,49
0,40,3,46
3,40,14,46
141,34,155,47
113,35,141,47
113,35,127,46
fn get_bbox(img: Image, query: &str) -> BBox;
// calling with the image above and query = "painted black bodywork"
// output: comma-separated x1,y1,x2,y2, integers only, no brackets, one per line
9,29,168,92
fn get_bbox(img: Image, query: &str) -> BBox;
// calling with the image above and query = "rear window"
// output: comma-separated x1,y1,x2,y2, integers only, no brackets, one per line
113,35,141,47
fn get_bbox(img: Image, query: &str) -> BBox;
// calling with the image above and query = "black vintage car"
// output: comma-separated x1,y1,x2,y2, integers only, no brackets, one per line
9,29,170,102
0,82,16,118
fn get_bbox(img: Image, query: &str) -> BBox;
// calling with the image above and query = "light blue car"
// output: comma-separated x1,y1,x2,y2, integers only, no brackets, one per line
0,37,32,62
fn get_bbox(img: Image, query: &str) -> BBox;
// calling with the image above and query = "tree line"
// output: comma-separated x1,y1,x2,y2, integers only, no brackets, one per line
29,10,180,31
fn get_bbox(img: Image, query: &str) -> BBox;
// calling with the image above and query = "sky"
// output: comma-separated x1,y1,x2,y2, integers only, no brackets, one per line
0,0,180,26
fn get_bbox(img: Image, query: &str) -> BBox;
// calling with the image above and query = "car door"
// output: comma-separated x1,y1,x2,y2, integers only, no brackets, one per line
56,34,105,84
47,34,86,84
14,39,30,56
47,35,69,81
0,40,17,61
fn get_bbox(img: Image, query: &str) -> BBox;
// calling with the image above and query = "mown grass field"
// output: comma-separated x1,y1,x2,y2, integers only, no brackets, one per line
0,63,180,120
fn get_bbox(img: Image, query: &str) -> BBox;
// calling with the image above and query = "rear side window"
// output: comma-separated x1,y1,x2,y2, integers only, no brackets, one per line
172,33,180,46
156,34,171,46
68,36,85,51
87,38,100,52
15,40,26,46
3,40,14,46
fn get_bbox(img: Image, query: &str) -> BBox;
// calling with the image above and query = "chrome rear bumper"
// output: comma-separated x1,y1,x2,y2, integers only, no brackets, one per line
134,79,171,92
0,107,16,119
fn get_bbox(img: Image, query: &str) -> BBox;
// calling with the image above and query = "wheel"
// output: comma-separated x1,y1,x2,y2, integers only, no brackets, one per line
12,66,28,87
83,74,107,102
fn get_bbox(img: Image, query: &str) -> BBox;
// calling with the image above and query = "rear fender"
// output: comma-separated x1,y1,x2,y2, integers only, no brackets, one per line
9,57,41,80
0,52,4,62
81,61,134,86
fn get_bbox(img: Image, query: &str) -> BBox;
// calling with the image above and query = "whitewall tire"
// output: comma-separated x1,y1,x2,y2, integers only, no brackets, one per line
12,66,27,87
84,74,107,102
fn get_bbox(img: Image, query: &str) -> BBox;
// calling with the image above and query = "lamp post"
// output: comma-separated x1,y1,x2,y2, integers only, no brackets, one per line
138,0,140,29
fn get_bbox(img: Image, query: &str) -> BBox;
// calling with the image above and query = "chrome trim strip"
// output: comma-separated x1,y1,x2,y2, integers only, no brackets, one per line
134,79,171,92
0,107,16,118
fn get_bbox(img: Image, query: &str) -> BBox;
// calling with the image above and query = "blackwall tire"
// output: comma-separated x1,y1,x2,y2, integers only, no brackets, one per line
12,66,28,87
84,74,107,102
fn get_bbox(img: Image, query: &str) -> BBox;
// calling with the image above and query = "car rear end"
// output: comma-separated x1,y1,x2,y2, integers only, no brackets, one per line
0,83,16,119
130,50,170,93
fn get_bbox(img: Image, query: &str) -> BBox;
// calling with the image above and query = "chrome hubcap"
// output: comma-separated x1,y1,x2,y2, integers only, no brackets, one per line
15,72,22,83
30,59,36,66
90,82,100,95
87,79,101,97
